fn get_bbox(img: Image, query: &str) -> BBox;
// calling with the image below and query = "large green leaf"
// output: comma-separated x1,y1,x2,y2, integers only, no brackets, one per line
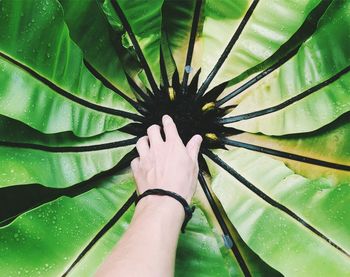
228,114,350,184
208,149,350,276
0,0,137,136
101,0,163,89
194,185,282,277
0,171,135,276
66,206,135,277
199,0,321,90
0,56,133,137
0,115,134,188
174,208,235,277
1,0,350,276
162,0,203,83
57,0,139,99
224,0,350,135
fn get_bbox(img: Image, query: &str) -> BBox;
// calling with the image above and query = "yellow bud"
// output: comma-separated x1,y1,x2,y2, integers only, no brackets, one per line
169,87,175,101
201,102,215,112
205,133,218,141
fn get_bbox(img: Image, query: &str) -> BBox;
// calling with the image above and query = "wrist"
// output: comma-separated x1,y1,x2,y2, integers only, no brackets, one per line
134,195,185,228
136,194,185,214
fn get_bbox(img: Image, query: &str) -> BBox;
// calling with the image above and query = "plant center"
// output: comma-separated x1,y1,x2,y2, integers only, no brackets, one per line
121,71,238,150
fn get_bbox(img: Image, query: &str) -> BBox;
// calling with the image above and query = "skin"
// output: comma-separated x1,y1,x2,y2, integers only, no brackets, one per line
96,114,202,277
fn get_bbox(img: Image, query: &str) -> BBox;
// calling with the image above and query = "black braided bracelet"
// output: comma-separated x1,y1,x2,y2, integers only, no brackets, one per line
135,188,195,233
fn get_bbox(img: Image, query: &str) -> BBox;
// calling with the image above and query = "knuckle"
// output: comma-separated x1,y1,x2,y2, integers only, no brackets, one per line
140,155,151,165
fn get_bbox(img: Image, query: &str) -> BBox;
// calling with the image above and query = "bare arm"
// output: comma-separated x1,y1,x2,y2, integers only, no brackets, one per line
96,115,202,277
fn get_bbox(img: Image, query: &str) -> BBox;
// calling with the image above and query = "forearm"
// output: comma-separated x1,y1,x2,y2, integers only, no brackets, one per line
96,115,201,276
96,195,184,277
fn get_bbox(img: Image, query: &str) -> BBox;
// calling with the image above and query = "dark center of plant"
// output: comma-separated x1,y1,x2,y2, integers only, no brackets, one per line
121,70,239,150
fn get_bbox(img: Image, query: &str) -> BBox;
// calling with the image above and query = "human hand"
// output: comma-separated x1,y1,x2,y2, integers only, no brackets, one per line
131,115,202,203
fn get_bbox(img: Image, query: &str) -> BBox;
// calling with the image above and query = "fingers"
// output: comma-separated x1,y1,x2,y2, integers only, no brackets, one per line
162,114,180,142
136,136,149,157
147,124,163,146
186,134,202,161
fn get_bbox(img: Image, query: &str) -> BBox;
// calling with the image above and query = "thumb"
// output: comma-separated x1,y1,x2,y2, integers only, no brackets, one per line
186,134,202,161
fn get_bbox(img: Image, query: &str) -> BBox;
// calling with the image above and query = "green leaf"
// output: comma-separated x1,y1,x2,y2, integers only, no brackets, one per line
101,0,163,88
175,208,235,277
0,171,135,276
200,0,320,89
195,184,283,276
58,0,138,99
0,0,136,135
67,207,135,277
0,115,134,188
2,0,350,275
225,0,350,135
162,0,203,81
208,149,350,276
0,56,133,136
228,114,350,184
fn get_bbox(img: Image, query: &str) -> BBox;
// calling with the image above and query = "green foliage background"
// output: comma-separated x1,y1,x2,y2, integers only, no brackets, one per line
0,0,349,276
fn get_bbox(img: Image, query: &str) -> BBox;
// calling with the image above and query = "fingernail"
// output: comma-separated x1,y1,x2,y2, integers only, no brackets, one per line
195,134,202,142
163,114,171,123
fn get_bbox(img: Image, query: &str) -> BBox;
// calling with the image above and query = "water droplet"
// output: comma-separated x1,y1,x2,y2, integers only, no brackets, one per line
185,65,193,73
